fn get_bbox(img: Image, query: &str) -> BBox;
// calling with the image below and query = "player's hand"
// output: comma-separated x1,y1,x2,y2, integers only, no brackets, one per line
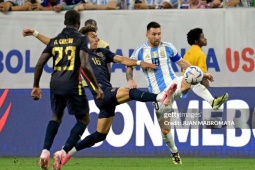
140,61,157,70
22,29,35,37
31,87,42,100
128,79,137,89
0,3,9,12
53,5,63,12
95,87,104,100
203,73,214,82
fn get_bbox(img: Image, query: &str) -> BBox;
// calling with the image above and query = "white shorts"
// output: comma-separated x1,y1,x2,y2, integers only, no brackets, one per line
154,76,186,122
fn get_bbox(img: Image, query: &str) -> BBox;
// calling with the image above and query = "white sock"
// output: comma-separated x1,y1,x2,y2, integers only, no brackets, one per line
68,147,77,156
162,132,178,153
191,83,214,105
156,93,163,102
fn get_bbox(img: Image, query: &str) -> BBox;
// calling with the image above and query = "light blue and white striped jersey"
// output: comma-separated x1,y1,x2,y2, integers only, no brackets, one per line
130,41,182,93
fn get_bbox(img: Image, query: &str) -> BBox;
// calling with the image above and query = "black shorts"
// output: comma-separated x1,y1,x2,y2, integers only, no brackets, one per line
94,87,119,119
50,92,89,116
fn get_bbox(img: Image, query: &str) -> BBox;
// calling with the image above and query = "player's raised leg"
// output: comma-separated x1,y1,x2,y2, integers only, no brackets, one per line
116,83,177,105
181,78,229,110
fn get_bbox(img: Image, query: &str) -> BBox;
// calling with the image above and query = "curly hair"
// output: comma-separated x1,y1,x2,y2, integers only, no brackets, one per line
79,25,98,35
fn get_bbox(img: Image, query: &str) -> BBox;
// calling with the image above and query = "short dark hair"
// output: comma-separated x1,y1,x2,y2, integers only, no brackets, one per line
187,28,203,46
64,10,80,27
85,19,97,27
79,25,97,35
147,22,161,31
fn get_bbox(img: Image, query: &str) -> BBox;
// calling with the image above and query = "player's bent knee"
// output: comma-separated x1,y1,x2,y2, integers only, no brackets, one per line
161,128,170,135
52,113,63,123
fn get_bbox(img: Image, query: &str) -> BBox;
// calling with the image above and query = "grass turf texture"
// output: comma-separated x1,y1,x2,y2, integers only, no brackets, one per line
0,157,254,170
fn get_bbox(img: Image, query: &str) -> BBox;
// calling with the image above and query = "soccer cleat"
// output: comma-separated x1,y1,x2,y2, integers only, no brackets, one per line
53,150,65,170
162,83,177,105
212,93,229,110
171,152,182,165
61,153,72,165
38,150,50,170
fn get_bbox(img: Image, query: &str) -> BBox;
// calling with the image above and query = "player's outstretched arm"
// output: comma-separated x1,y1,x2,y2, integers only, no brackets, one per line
126,66,138,89
176,58,191,70
203,73,214,82
113,55,157,69
22,29,50,45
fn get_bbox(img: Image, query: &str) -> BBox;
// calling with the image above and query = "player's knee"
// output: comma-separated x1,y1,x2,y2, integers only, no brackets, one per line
94,131,107,143
52,113,63,124
76,116,90,125
161,128,170,135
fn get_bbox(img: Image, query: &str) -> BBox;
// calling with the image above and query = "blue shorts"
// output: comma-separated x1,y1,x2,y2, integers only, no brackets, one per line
94,87,119,118
50,92,89,116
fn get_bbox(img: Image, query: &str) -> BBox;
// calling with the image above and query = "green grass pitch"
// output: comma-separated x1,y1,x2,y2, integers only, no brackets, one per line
0,157,254,170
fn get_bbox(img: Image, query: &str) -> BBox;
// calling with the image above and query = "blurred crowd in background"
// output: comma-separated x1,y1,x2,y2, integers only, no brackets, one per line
0,0,254,13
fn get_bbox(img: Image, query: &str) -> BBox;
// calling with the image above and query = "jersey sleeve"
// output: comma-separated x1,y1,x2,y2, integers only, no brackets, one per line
102,48,116,63
130,47,141,60
166,43,182,63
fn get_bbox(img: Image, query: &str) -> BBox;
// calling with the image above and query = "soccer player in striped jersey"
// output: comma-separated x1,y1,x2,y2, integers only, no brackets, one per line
126,21,229,164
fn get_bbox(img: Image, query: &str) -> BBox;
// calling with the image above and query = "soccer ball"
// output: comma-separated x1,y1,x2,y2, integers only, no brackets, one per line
184,66,203,85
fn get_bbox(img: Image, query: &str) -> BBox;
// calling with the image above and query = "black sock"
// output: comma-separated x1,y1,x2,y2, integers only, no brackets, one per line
129,88,157,102
43,120,60,150
76,131,107,151
62,122,87,153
